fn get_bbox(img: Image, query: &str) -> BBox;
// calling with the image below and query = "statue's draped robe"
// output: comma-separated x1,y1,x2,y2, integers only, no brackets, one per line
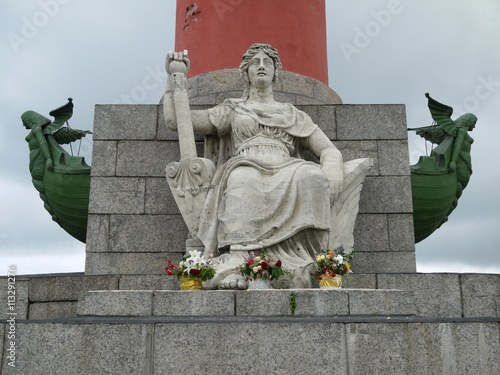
197,99,331,266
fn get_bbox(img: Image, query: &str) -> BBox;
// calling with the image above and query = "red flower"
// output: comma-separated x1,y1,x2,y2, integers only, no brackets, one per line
261,261,268,269
168,260,172,264
167,270,173,276
170,264,175,269
165,266,169,271
318,277,323,280
249,259,254,265
276,260,282,267
191,269,201,275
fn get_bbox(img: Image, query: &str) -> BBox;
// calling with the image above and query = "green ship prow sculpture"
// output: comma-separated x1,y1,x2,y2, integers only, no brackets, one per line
409,93,477,243
21,98,91,243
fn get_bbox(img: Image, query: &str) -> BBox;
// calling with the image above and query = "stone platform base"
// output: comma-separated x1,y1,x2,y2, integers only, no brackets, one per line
2,316,499,374
2,272,499,374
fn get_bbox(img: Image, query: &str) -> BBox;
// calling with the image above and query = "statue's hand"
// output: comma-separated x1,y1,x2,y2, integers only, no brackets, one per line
449,161,456,172
329,177,343,204
165,50,190,75
322,167,343,204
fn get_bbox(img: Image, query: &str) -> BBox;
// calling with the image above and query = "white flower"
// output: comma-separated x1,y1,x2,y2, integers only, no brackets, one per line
334,255,344,264
188,250,202,260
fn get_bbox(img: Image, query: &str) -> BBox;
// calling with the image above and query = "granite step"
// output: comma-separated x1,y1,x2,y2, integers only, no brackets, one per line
77,288,416,318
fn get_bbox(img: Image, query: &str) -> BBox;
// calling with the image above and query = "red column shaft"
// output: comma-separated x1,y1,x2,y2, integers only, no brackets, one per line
175,0,329,85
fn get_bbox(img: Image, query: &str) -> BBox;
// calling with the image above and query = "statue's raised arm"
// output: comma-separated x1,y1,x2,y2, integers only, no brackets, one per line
163,51,215,136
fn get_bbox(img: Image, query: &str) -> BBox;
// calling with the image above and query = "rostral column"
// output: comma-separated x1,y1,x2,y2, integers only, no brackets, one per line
174,0,342,105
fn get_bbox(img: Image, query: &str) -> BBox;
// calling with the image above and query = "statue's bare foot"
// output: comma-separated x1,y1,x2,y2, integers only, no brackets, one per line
219,274,247,290
289,266,313,289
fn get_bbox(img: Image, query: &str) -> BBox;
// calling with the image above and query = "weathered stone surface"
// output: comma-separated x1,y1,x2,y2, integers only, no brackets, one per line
279,71,316,99
359,176,413,213
85,214,109,252
116,140,203,177
117,141,172,177
297,105,336,139
93,104,157,140
351,252,417,273
72,288,417,318
0,323,4,369
335,140,379,175
145,177,180,215
348,289,415,315
461,274,500,317
336,104,407,140
153,290,235,316
342,273,377,289
119,274,179,291
154,322,348,374
388,214,415,251
108,214,188,253
29,275,118,301
4,320,498,374
292,289,349,316
3,323,153,374
88,177,145,214
235,289,293,316
0,278,29,320
377,273,462,317
353,214,389,252
195,69,246,97
346,322,500,375
296,94,323,105
28,301,78,320
378,140,411,176
85,252,184,275
78,290,153,316
90,140,117,176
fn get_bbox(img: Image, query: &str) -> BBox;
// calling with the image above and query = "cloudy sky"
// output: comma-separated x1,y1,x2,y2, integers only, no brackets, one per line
1,0,499,276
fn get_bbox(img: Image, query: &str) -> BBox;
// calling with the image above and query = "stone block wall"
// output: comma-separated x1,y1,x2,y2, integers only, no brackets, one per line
1,320,498,374
85,102,415,275
2,273,499,320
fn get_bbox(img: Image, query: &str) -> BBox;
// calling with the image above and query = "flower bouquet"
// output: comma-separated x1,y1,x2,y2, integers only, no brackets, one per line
314,246,354,289
166,250,219,290
239,250,289,289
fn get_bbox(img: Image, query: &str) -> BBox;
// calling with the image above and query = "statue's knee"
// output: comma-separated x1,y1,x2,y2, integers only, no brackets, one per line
297,166,329,189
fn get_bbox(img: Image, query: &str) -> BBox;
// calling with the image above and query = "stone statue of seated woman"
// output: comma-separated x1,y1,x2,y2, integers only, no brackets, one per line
163,44,372,289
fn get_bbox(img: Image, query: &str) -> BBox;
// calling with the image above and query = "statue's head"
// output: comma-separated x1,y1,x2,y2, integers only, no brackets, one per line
21,110,51,130
456,113,478,131
239,43,282,87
